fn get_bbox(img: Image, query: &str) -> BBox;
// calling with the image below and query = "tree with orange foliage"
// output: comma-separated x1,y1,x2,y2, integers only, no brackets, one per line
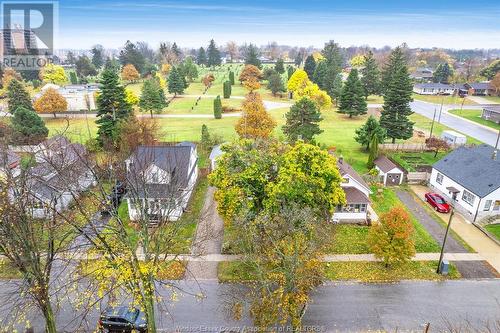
121,64,140,82
243,78,261,92
235,92,276,139
367,206,415,267
239,64,262,83
1,67,22,89
33,88,68,118
202,73,215,88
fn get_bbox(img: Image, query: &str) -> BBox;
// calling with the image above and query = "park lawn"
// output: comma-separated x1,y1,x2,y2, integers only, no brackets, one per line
484,224,500,242
323,261,460,282
409,113,482,145
448,109,500,131
370,187,441,252
483,96,500,104
389,151,447,172
125,82,144,96
162,96,243,115
44,118,97,143
0,260,22,279
412,93,477,105
367,95,384,104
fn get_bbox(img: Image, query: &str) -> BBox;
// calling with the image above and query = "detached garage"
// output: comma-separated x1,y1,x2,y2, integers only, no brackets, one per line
374,155,404,186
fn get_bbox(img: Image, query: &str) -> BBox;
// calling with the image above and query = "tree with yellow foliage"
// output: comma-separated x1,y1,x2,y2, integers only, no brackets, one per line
33,88,68,118
121,63,140,82
239,64,262,83
243,78,261,92
349,54,366,68
1,67,22,89
160,63,171,76
288,70,332,110
235,92,276,139
39,63,69,85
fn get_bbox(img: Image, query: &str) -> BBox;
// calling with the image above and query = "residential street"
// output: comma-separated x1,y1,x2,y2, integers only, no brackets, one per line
410,100,499,147
1,280,499,332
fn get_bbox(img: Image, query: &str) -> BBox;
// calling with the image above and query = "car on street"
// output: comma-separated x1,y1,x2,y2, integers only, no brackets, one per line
425,192,451,213
98,306,147,332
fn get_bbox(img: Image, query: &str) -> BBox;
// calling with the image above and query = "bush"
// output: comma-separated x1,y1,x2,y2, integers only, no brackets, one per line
213,95,222,119
85,137,103,153
69,71,78,84
229,71,235,85
223,80,231,99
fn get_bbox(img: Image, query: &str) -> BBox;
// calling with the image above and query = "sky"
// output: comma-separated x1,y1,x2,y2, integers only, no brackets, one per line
55,0,500,50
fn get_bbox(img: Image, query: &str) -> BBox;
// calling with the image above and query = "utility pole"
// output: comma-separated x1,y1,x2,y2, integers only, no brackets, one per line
437,95,444,123
437,188,460,274
429,108,437,139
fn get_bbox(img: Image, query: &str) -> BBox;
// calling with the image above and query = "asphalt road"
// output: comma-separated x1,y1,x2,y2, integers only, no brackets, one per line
410,101,499,147
1,280,499,332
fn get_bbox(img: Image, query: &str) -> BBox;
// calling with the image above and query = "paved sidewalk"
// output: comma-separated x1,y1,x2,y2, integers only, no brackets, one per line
411,185,500,274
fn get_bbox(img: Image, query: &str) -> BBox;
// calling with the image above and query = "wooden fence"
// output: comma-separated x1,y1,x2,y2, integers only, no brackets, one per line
407,172,430,184
380,143,429,152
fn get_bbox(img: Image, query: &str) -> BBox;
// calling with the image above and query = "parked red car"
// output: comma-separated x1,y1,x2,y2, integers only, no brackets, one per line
425,192,451,213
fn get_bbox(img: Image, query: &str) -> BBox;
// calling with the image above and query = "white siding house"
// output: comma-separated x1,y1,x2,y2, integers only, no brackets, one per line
429,144,500,222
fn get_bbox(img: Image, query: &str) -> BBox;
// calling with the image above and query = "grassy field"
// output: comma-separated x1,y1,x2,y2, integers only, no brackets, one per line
158,96,243,115
483,96,500,104
412,93,476,105
410,113,482,144
448,109,500,131
322,225,370,254
485,224,500,242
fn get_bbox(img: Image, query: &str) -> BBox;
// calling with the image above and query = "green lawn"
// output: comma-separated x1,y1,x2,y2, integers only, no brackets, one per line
323,261,460,282
483,96,500,104
412,93,476,105
448,109,500,131
367,95,384,104
0,260,22,279
370,187,441,252
158,96,243,115
389,152,446,172
484,224,500,242
322,225,370,254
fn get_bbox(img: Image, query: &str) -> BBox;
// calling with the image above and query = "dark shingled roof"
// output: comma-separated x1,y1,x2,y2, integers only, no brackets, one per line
374,155,401,173
337,159,369,190
344,187,370,204
433,144,500,198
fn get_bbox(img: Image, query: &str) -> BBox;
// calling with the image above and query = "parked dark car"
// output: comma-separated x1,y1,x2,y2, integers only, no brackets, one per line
425,192,451,213
98,306,147,332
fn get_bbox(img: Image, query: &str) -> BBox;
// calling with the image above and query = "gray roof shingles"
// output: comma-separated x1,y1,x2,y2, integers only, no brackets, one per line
433,144,500,198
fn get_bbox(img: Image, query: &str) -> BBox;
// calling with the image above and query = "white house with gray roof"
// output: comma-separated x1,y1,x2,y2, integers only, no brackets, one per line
125,143,198,222
429,144,500,222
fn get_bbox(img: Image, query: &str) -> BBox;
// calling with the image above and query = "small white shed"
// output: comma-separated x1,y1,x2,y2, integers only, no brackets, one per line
441,130,466,145
374,155,404,186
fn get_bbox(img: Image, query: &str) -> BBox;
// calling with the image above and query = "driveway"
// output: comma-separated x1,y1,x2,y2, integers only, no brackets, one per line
185,187,224,280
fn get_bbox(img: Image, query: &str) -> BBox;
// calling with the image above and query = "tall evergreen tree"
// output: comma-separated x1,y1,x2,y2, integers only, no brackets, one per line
275,58,285,74
223,80,232,98
213,95,222,119
287,66,296,80
267,73,285,96
229,71,235,85
11,106,48,144
139,78,167,117
304,55,316,79
321,41,344,100
432,63,453,84
201,124,211,150
167,67,186,96
367,134,379,169
196,47,207,66
119,40,145,74
360,51,380,98
338,69,367,117
6,79,33,113
91,44,105,69
244,44,262,69
207,39,222,67
172,42,182,59
380,47,414,143
354,115,387,150
282,97,323,143
380,46,405,94
312,60,328,89
95,67,132,146
331,73,343,106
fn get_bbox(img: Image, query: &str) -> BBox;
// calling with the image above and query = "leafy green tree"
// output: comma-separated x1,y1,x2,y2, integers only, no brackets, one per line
432,63,453,84
338,69,367,117
275,58,285,74
480,59,500,80
196,47,207,66
119,40,145,74
380,47,414,143
95,67,132,146
213,95,222,119
367,206,415,267
6,79,33,114
207,39,221,67
229,71,235,85
267,73,285,96
354,115,387,150
91,44,105,69
10,106,48,144
304,55,316,79
39,64,68,85
244,43,262,69
139,78,167,117
367,134,379,169
282,97,323,143
167,67,186,96
223,80,232,98
361,51,380,97
69,71,78,84
179,57,198,82
75,55,97,79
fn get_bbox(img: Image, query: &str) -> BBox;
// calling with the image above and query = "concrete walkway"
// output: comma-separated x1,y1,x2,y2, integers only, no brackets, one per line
411,185,500,274
185,187,224,280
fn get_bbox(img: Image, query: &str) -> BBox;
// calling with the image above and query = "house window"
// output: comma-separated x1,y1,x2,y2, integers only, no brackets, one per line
493,201,500,212
461,190,475,206
151,172,160,183
484,200,492,211
436,172,444,185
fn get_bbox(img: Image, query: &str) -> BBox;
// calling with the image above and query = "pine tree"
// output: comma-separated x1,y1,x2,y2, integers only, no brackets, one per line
95,67,132,146
282,97,323,143
223,80,232,98
168,67,186,96
213,95,222,119
312,60,328,89
11,107,48,144
172,42,182,59
380,47,414,143
367,134,379,169
304,55,316,79
6,79,33,113
244,44,261,69
275,58,285,74
338,69,367,117
361,51,380,98
433,63,452,84
331,73,343,106
381,46,405,94
69,71,78,84
267,73,285,96
354,115,387,150
196,47,207,66
287,66,295,80
201,124,211,150
207,39,221,67
119,40,145,74
229,71,235,85
139,78,167,117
